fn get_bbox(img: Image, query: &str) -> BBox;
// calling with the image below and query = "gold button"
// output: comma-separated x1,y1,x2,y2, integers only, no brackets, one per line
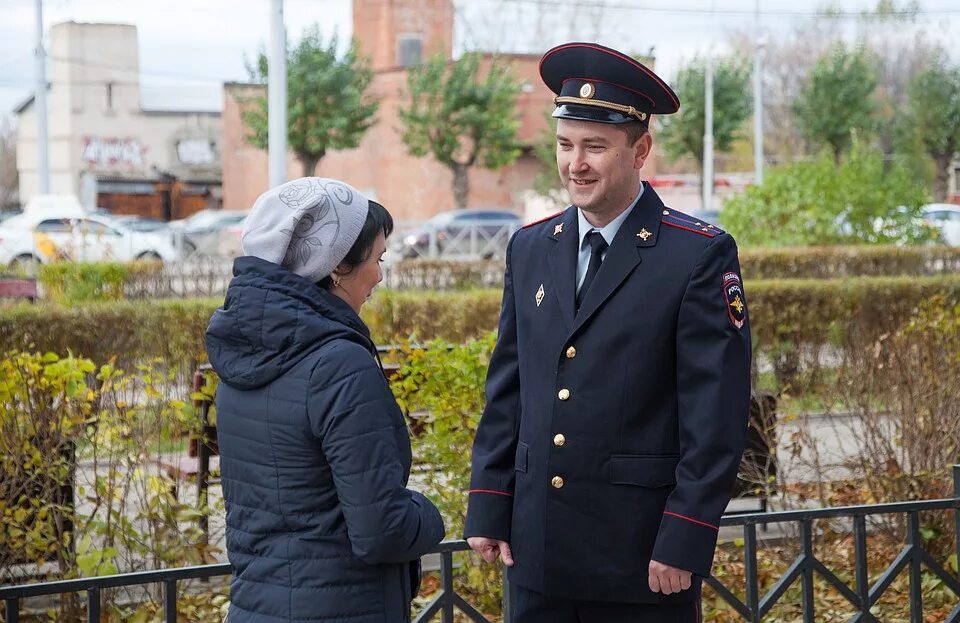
551,476,564,489
558,389,570,401
553,434,566,447
565,346,577,359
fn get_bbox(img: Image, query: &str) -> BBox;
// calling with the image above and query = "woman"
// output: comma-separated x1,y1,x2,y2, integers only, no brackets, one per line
206,177,445,622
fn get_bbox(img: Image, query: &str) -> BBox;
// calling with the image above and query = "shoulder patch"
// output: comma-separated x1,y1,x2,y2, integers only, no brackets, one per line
522,211,564,229
660,208,723,238
722,272,747,330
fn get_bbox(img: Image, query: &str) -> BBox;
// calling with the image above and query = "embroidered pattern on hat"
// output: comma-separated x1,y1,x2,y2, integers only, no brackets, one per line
280,181,347,269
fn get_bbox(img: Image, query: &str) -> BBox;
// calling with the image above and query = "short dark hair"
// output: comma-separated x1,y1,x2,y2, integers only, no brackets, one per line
318,200,393,289
620,121,648,146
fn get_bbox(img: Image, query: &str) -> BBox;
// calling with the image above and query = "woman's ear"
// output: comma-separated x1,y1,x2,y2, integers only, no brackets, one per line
330,264,351,287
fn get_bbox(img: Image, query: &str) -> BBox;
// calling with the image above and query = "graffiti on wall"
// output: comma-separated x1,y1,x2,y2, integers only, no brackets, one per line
82,137,146,168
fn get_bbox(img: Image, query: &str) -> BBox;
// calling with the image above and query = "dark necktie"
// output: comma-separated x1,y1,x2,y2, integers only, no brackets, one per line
576,231,608,310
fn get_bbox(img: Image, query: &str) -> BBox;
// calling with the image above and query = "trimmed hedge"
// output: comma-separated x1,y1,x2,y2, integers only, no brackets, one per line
38,261,164,303
0,299,217,378
2,276,959,375
738,245,960,280
387,246,960,289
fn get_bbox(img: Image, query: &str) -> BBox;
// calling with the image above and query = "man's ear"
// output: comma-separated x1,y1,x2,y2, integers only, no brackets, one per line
633,132,653,170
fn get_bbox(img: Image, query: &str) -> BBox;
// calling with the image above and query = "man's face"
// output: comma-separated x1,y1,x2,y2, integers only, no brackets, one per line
555,119,651,218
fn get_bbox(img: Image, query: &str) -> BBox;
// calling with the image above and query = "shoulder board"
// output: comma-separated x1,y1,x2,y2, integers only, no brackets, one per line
660,208,723,238
522,210,564,229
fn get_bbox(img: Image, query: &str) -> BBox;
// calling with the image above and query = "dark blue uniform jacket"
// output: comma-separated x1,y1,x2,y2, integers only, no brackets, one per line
464,186,751,604
206,257,445,622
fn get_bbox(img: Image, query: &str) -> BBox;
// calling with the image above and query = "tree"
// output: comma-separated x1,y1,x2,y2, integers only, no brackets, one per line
794,44,877,163
730,1,936,167
0,117,17,209
908,60,960,202
241,27,378,176
399,52,522,210
657,56,751,195
722,141,930,247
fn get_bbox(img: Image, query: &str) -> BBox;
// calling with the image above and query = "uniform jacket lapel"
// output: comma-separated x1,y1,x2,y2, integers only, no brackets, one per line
546,206,579,331
572,187,665,335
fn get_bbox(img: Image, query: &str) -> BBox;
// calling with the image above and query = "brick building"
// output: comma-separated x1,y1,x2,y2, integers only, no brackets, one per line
221,0,661,222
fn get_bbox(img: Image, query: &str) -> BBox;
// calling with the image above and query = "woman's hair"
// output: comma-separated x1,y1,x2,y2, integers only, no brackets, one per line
318,200,393,289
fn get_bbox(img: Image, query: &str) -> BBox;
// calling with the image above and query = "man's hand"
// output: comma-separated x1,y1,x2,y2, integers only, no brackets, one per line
467,537,514,567
648,560,691,594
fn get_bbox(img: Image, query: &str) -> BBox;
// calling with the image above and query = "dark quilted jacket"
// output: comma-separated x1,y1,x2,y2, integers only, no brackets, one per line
206,256,445,623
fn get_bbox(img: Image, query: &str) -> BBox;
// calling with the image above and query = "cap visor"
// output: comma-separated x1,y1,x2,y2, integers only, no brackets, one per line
551,104,641,125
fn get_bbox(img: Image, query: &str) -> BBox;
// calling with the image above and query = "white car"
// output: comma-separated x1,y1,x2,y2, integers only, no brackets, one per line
921,204,960,246
0,211,181,269
168,209,249,255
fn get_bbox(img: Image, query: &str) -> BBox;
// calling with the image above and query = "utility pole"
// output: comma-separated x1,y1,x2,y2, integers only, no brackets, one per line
753,0,764,185
34,0,49,194
703,48,714,212
268,0,288,187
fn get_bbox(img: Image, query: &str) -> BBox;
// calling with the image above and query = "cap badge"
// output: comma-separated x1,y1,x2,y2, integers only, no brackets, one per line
579,82,596,99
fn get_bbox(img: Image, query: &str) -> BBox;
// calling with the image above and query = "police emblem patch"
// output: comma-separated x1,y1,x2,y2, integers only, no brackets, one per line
722,272,746,330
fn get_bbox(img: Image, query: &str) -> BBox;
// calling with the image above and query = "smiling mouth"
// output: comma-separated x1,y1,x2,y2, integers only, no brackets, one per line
571,179,597,186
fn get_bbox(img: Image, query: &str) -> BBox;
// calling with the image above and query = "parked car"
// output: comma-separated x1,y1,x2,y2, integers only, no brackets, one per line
216,221,245,259
0,211,181,270
168,209,248,255
107,214,170,233
399,208,521,259
921,203,960,246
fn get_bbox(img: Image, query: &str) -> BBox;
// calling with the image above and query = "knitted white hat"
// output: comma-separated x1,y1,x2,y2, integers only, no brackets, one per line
241,177,370,283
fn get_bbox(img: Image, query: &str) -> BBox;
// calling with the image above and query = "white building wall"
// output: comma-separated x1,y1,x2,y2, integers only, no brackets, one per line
16,21,221,206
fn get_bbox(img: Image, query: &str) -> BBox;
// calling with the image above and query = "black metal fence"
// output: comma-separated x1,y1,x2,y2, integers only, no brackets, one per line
4,469,960,623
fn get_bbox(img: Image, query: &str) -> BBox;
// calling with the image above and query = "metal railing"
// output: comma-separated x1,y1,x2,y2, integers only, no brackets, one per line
392,219,520,260
4,471,960,622
711,497,960,623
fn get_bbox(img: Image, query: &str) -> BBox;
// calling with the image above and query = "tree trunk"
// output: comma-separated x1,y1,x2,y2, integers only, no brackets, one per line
452,163,470,210
300,153,323,178
933,154,951,203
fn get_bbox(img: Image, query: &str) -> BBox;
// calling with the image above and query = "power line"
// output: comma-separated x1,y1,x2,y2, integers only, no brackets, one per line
501,0,960,18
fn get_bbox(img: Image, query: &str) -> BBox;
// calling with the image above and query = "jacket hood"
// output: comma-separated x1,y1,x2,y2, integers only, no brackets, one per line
205,256,375,390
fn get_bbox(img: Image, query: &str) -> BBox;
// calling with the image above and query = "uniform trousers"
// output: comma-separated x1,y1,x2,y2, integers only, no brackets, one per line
509,583,701,623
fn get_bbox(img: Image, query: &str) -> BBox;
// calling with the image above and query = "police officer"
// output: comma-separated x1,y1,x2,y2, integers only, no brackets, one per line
464,42,752,622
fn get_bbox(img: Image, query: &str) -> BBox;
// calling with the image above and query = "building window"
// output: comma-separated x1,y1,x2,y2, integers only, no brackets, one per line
397,35,423,67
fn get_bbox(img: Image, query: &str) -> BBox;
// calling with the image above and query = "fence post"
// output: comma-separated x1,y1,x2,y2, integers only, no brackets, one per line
954,465,960,576
502,569,511,623
441,549,455,623
86,587,100,623
164,578,178,623
6,599,19,623
428,223,438,258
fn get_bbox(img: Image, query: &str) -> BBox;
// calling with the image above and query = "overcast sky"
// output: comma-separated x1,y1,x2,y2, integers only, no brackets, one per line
1,0,959,118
